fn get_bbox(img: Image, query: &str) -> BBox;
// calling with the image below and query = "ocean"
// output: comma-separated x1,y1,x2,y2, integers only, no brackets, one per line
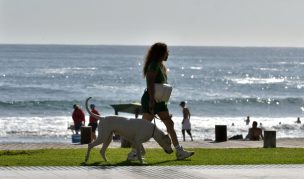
0,44,304,143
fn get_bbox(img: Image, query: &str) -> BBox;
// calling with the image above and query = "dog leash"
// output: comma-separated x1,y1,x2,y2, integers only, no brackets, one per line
151,115,157,138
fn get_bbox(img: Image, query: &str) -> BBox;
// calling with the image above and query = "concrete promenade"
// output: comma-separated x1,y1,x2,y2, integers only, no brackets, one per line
0,165,303,179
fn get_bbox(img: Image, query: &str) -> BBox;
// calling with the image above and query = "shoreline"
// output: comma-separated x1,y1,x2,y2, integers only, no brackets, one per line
1,138,303,150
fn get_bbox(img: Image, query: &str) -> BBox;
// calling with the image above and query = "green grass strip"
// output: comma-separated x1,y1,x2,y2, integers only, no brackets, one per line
1,148,304,166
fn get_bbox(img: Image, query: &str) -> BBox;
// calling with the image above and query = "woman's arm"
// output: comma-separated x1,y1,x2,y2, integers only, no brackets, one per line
259,128,264,140
187,108,191,119
183,108,191,119
146,71,157,114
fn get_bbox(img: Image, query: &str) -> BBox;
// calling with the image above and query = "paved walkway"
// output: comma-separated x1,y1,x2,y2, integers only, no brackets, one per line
1,165,303,179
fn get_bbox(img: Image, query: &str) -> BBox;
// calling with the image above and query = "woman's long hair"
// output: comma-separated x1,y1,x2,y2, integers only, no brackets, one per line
143,42,168,77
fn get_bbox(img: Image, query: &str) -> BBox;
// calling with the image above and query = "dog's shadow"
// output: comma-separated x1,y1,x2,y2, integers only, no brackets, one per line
81,161,103,166
81,159,173,166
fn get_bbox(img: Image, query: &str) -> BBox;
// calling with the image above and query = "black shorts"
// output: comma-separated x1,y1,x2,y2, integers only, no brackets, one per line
88,122,98,132
141,90,168,114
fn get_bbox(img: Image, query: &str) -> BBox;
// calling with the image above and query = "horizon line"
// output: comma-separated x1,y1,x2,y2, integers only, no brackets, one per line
1,43,304,49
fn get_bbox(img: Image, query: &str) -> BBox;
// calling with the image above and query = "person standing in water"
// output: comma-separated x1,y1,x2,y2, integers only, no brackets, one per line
180,101,193,141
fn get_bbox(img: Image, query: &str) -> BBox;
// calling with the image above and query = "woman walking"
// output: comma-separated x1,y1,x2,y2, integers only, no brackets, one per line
140,42,194,160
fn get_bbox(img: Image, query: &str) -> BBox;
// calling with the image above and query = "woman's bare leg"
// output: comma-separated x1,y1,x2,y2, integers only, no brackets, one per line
143,111,194,160
157,111,179,147
143,111,179,146
142,113,154,121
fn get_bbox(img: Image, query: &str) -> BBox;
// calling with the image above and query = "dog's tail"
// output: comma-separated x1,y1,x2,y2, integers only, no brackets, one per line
85,97,104,121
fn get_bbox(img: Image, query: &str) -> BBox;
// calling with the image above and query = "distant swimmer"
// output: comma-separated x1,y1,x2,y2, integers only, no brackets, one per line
295,117,301,124
245,116,250,125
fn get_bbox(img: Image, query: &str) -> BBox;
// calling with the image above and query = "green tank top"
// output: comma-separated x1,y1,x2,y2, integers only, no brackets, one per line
146,61,167,84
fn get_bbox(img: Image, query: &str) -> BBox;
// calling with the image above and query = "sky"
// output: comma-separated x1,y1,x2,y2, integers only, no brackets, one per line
1,0,304,47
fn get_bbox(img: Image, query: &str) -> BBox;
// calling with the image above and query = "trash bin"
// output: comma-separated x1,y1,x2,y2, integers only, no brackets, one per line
215,125,227,142
81,126,92,144
264,130,276,148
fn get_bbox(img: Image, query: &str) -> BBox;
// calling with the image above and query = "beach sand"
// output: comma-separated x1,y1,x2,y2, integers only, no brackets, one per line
0,138,303,150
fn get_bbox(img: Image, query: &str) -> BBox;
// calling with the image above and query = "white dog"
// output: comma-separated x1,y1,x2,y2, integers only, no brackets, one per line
84,97,173,164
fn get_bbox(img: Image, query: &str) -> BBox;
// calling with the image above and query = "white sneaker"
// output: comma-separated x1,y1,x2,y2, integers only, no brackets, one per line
176,146,194,160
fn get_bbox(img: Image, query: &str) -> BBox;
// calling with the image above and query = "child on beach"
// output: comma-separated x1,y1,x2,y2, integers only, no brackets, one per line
180,101,193,141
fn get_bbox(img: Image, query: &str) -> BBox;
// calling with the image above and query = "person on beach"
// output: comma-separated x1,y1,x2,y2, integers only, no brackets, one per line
72,104,85,135
88,104,100,141
129,42,194,160
245,121,264,141
180,101,193,141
